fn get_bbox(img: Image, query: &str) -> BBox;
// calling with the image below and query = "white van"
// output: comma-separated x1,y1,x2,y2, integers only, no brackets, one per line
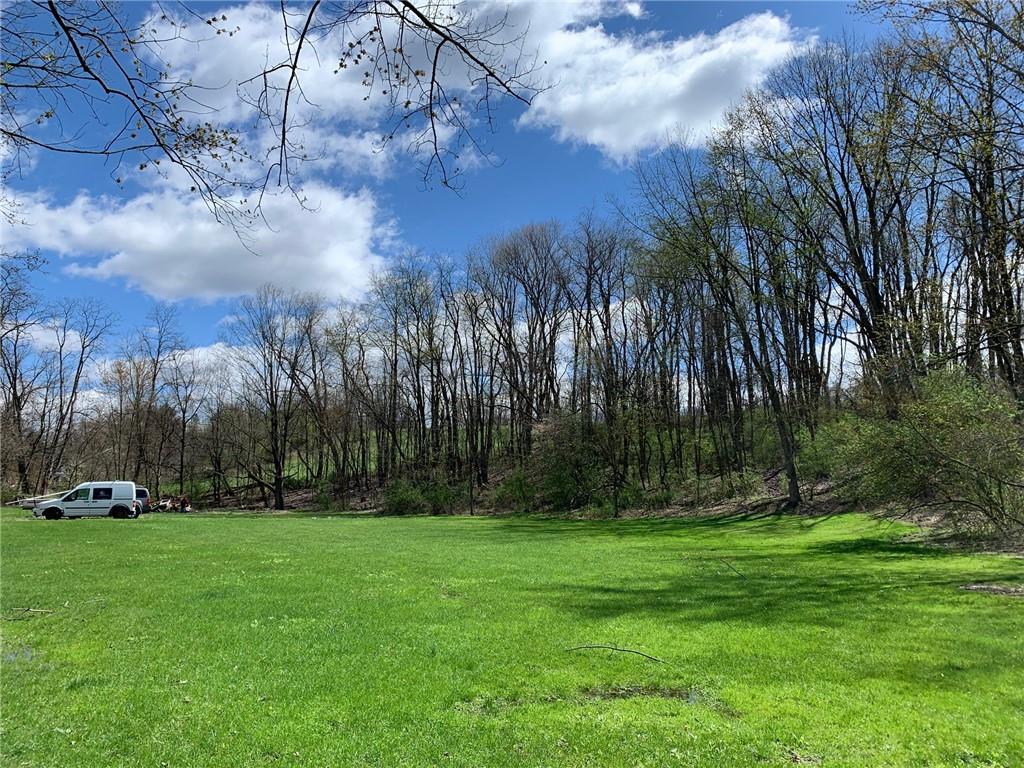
34,481,142,520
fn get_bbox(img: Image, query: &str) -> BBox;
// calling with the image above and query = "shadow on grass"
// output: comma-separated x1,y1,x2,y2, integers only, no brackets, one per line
480,511,904,550
166,508,375,520
488,510,792,538
187,507,807,534
521,533,1020,633
534,570,983,629
808,537,955,558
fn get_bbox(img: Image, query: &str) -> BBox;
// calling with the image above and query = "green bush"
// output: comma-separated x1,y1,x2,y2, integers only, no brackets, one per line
641,487,675,510
420,480,462,515
582,498,621,519
837,370,1024,530
611,481,645,510
749,418,783,469
726,470,766,498
283,474,306,491
381,480,430,516
797,415,861,480
314,484,333,511
531,414,603,511
494,469,534,513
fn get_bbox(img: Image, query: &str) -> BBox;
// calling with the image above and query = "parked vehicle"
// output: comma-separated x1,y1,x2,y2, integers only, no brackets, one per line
135,486,151,514
33,482,143,520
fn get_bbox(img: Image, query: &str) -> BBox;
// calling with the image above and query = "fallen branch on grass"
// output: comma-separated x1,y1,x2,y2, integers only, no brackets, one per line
719,558,746,578
1,607,55,621
565,644,667,664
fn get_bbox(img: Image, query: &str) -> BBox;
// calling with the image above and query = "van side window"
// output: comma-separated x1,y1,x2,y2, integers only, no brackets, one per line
65,488,90,501
92,487,113,501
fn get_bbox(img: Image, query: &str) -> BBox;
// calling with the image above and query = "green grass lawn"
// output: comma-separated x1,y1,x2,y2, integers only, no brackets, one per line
1,507,1022,767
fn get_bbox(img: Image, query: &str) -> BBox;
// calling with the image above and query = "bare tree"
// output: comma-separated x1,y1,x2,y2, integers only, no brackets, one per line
165,348,210,495
0,252,47,494
226,285,299,509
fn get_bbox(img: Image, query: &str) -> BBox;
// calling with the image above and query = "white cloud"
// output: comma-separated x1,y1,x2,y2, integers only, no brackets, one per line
3,183,389,302
148,3,808,169
148,2,470,180
154,3,377,127
622,2,646,20
518,10,811,161
172,341,233,368
25,324,83,353
306,131,393,178
144,3,392,182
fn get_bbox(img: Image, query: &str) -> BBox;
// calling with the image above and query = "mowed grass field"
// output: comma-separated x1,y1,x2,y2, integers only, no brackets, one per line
1,507,1022,767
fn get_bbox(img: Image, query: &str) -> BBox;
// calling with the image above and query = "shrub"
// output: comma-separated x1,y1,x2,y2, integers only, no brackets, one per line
582,498,620,519
726,470,766,498
531,414,603,511
797,414,862,480
420,480,463,515
641,488,675,510
612,481,645,510
314,484,333,511
494,469,534,513
380,479,430,516
749,418,783,469
283,474,306,491
837,370,1024,530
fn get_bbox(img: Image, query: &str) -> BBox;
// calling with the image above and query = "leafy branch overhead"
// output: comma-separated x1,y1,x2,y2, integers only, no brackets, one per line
1,1,541,225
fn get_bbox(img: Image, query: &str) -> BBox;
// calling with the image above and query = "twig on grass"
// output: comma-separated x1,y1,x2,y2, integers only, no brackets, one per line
565,644,667,664
1,607,55,621
719,558,746,578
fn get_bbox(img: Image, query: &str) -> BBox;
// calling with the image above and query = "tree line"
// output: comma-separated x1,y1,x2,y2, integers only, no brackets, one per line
3,2,1022,527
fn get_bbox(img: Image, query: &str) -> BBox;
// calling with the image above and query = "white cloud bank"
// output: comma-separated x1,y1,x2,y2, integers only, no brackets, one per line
4,184,388,301
149,1,810,168
148,2,462,180
519,9,810,160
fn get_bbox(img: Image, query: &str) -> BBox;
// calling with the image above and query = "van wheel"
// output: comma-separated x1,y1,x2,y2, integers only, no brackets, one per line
43,507,63,520
110,506,130,519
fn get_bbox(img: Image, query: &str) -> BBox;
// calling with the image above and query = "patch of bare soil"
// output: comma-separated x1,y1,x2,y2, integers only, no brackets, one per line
454,695,520,716
959,583,1024,596
785,749,822,765
583,684,700,703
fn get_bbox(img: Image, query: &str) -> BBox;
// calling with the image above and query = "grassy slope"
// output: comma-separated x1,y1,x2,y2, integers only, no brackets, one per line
1,507,1022,767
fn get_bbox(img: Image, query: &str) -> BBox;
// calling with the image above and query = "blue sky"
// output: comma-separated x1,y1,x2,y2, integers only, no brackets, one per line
4,1,880,349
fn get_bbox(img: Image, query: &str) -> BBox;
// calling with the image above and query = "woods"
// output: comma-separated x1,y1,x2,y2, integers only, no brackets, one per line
2,2,1022,531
